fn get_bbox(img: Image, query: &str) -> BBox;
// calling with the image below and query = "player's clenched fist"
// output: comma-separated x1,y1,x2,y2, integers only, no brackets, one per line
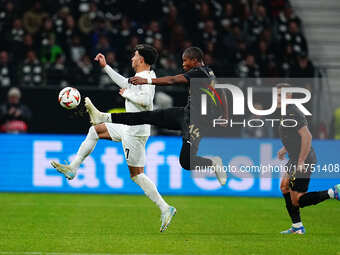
94,53,107,68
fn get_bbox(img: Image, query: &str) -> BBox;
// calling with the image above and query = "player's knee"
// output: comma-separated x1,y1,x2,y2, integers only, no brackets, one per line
292,200,299,207
93,124,110,139
179,155,191,170
90,125,98,135
280,186,289,194
280,182,289,194
129,166,144,178
93,124,104,134
180,161,191,171
291,196,300,207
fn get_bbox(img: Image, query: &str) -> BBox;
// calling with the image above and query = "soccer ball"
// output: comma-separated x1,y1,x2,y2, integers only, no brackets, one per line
58,87,81,109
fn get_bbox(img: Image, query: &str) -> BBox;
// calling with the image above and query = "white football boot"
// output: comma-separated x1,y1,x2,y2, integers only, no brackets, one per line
160,206,177,232
50,161,76,180
206,156,227,186
84,97,110,125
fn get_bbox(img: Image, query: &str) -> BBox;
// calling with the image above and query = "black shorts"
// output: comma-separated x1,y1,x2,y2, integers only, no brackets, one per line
286,149,317,193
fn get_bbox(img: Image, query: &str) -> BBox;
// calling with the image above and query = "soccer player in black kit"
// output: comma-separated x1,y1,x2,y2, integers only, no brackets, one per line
276,83,340,234
85,47,227,186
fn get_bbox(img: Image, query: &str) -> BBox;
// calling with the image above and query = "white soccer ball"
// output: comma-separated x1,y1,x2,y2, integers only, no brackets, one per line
58,87,81,109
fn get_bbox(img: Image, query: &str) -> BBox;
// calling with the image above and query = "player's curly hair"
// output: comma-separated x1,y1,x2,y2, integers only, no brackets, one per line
135,44,158,66
183,47,204,62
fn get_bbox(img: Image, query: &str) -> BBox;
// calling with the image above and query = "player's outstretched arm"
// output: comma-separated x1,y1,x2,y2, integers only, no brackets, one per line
129,74,188,86
94,53,129,88
119,87,153,107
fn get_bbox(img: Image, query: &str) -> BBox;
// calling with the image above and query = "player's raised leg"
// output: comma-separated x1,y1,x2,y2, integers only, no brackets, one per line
180,138,227,186
85,97,186,131
280,174,336,234
294,188,334,208
280,176,305,234
51,124,110,179
85,97,112,125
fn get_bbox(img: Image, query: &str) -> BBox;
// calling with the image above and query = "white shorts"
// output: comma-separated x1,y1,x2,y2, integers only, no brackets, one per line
104,123,148,167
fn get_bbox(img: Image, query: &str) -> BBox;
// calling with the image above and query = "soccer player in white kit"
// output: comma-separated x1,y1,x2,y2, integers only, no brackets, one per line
51,44,176,232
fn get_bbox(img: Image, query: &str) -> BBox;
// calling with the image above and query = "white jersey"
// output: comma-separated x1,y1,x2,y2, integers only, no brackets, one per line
103,65,155,137
123,70,155,136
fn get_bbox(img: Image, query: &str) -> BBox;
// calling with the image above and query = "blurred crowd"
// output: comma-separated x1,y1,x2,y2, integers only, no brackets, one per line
0,87,31,133
1,0,324,137
0,0,316,89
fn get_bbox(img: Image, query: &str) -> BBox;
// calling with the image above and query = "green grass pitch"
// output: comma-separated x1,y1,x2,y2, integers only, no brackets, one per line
0,193,339,255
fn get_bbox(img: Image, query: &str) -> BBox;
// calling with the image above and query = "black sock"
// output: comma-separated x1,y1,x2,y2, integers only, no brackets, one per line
283,193,301,224
179,141,213,170
192,156,213,169
299,191,330,208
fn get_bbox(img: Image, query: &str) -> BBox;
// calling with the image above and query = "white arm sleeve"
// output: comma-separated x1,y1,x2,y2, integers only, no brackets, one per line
103,65,129,88
121,86,154,107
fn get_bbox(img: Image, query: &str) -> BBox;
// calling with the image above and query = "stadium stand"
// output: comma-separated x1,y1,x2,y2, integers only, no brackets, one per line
0,0,324,136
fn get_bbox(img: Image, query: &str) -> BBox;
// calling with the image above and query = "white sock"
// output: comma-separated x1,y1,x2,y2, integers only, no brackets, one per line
132,173,169,213
70,126,99,171
292,222,303,228
328,188,335,199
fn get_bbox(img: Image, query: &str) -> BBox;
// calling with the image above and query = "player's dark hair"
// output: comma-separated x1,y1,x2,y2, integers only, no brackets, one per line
135,44,158,66
183,47,204,62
